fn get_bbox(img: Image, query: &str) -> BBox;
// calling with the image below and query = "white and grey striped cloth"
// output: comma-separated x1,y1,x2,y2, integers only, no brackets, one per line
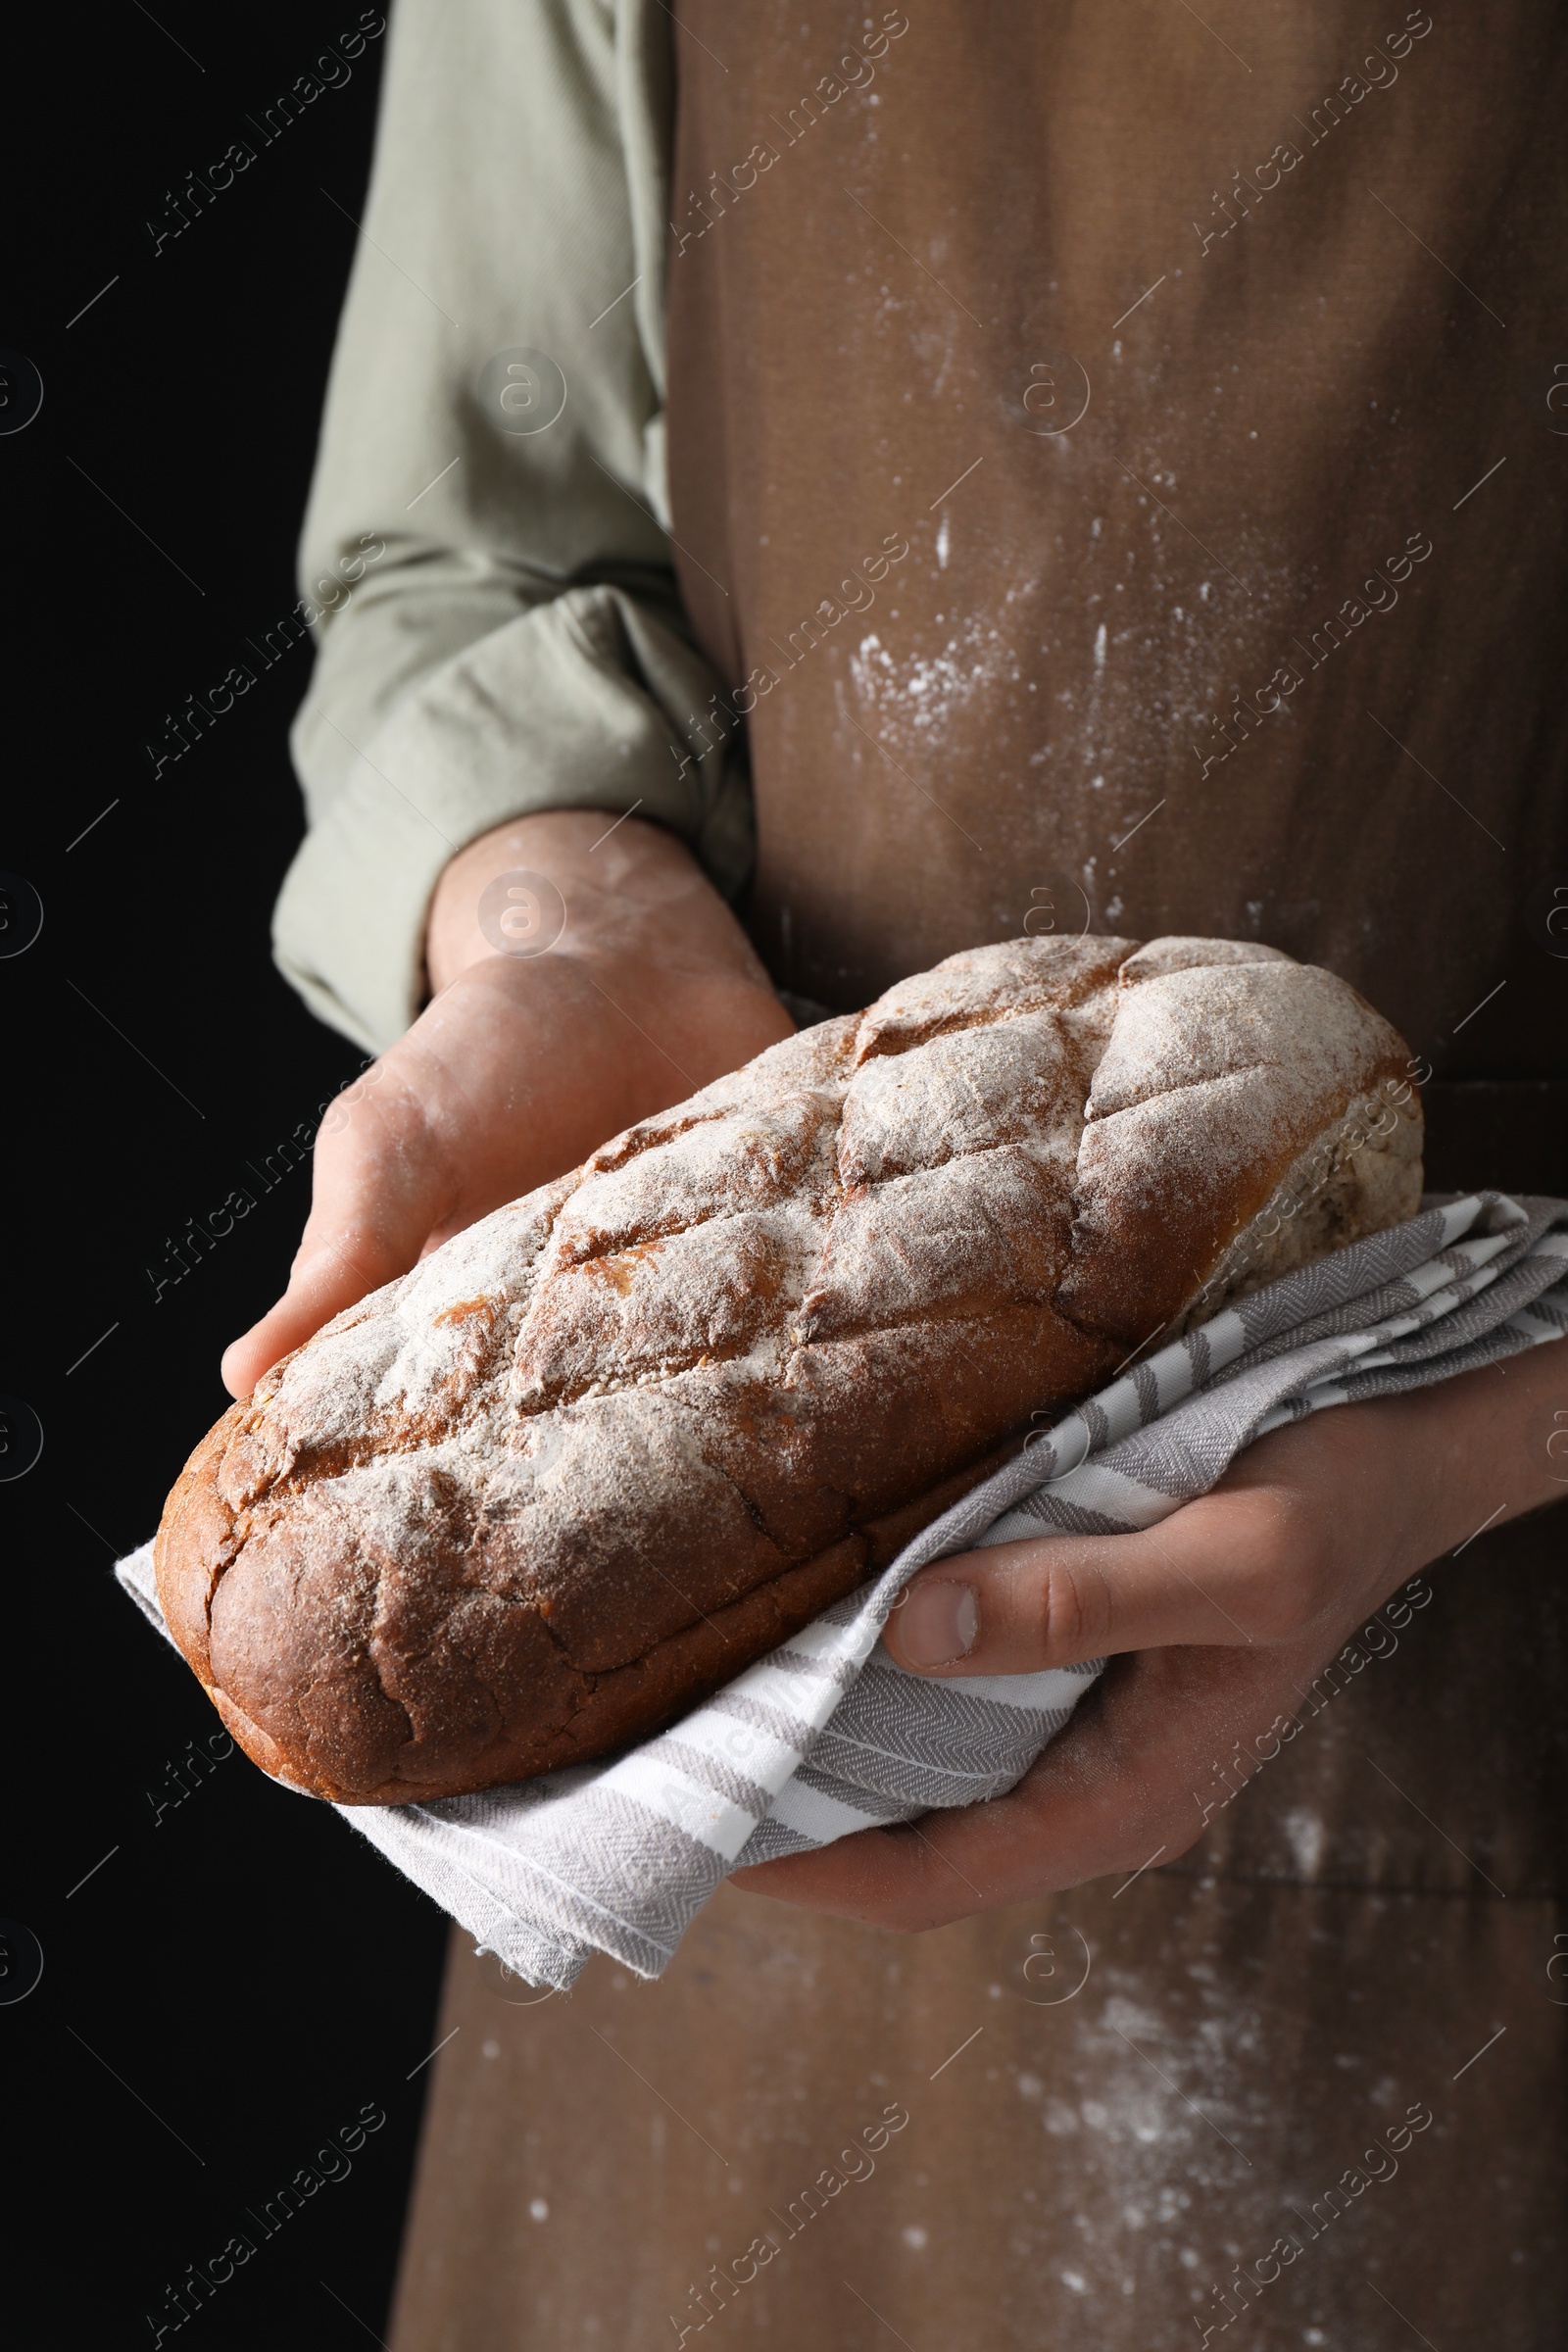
118,1191,1568,1989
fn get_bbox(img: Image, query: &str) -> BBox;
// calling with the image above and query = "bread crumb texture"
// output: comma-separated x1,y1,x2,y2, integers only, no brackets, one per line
154,937,1419,1802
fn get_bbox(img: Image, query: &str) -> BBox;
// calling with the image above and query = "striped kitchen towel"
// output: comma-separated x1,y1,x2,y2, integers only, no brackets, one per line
118,1191,1568,1989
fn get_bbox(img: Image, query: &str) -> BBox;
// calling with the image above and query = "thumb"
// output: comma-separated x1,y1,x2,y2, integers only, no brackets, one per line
881,1504,1264,1678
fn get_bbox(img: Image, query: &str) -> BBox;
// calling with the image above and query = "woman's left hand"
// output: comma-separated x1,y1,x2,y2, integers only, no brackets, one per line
730,1343,1568,1931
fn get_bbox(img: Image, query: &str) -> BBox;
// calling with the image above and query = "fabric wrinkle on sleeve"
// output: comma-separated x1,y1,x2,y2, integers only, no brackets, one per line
272,0,747,1054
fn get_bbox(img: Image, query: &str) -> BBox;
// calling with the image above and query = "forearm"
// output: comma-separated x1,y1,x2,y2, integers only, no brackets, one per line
271,0,747,1054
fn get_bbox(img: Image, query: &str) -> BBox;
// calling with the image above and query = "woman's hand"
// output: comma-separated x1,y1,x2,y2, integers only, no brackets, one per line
730,1344,1568,1930
220,809,793,1398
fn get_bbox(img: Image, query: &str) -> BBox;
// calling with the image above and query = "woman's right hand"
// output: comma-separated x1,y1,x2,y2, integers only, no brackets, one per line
220,808,794,1399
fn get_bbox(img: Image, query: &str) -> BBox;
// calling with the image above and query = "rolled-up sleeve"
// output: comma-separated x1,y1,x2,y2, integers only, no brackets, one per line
274,0,750,1052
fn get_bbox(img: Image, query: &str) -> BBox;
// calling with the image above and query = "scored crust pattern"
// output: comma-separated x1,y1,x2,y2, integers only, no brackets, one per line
154,936,1420,1802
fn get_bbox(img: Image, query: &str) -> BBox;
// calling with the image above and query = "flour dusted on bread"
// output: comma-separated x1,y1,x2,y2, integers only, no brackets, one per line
154,936,1421,1803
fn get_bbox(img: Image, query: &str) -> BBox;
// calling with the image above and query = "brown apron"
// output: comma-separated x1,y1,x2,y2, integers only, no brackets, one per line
391,8,1568,2343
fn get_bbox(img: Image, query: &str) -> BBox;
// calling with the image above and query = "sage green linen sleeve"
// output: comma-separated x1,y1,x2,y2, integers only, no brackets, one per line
274,0,750,1053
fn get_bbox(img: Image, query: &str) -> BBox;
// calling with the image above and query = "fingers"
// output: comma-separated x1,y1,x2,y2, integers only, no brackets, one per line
220,1216,419,1398
216,947,791,1401
734,1641,1307,1933
882,1489,1293,1680
220,1065,448,1399
732,1654,1176,1933
732,1817,984,1931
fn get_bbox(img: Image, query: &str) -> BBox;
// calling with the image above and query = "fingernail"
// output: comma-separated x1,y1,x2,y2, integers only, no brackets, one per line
897,1580,980,1668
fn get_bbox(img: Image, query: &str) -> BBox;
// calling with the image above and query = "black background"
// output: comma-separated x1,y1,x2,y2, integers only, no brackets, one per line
4,8,450,2342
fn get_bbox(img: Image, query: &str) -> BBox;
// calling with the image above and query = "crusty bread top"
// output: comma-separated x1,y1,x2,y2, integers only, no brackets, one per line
154,936,1420,1802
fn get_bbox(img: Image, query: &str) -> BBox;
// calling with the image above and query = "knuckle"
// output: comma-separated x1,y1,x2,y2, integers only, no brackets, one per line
1246,1573,1317,1647
1208,1491,1327,1645
1036,1563,1112,1660
1269,1530,1339,1642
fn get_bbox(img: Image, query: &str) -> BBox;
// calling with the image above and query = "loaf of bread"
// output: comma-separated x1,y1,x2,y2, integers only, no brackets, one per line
155,935,1421,1804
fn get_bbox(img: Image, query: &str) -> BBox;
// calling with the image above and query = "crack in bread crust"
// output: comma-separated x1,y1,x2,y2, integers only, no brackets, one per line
153,936,1423,1803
